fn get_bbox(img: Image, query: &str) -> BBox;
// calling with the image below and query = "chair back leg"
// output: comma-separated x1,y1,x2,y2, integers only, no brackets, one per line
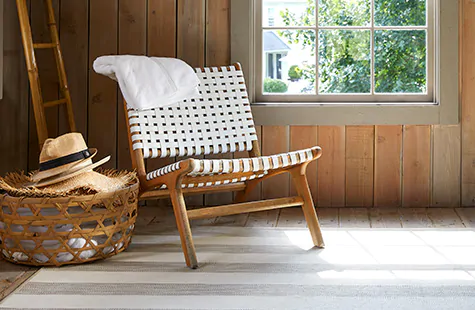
234,178,260,204
290,166,325,248
169,187,199,268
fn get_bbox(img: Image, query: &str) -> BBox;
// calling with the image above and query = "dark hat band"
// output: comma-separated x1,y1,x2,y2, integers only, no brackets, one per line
39,149,91,172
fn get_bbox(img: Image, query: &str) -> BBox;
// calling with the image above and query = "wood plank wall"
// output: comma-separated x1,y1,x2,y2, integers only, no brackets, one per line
1,0,473,208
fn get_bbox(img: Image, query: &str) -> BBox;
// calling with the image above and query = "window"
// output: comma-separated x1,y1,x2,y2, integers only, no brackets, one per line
260,0,433,102
230,0,459,125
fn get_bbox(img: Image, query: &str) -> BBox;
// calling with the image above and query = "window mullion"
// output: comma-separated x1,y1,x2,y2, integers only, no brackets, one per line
315,0,319,96
371,0,375,95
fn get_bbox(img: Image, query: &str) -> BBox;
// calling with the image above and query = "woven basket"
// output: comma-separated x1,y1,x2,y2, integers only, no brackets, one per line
0,181,139,266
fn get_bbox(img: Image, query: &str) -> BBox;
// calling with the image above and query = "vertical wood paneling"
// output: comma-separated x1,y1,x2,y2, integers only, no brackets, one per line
59,0,88,137
118,0,147,170
461,0,475,206
345,126,374,207
1,2,472,209
317,126,345,207
31,0,60,137
88,0,118,169
176,0,206,207
28,0,60,170
374,126,402,207
204,0,232,206
0,0,29,175
259,125,287,222
290,126,318,201
432,125,461,207
237,125,263,202
146,0,177,207
402,125,431,207
262,126,289,199
206,0,230,66
177,0,205,68
148,0,176,58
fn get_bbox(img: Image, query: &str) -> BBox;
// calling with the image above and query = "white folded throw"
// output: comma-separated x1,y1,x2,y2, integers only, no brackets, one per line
93,55,200,110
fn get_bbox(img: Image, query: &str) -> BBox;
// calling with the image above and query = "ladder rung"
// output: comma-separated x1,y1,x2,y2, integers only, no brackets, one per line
44,98,67,108
33,43,57,49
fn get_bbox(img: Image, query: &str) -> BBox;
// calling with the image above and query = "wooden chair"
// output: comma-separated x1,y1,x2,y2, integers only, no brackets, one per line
123,63,324,268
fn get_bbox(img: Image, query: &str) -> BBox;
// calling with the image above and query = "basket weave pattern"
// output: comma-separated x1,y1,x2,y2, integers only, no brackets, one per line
0,182,139,266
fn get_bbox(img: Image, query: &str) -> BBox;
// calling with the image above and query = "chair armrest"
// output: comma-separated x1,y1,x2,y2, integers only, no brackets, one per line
143,158,196,191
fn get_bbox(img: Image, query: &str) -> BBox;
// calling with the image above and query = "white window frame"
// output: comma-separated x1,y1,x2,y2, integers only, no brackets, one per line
231,0,459,125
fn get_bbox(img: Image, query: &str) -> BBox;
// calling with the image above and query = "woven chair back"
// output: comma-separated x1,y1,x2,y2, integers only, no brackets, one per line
127,65,258,159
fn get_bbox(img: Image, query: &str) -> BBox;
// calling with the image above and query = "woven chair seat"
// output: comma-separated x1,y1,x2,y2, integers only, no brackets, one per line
147,146,321,189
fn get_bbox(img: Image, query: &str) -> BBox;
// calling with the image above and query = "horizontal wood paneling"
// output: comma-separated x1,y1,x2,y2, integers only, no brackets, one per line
0,0,471,208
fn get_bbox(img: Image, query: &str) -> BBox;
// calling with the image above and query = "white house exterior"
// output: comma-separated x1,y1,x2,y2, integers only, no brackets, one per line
263,0,314,90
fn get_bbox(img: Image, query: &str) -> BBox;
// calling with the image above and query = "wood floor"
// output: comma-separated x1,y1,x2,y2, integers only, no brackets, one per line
135,206,475,233
1,207,475,301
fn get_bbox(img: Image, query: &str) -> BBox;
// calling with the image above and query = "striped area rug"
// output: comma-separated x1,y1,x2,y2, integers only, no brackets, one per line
1,227,475,309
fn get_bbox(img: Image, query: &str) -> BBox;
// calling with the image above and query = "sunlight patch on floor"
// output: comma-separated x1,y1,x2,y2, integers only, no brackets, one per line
284,229,475,281
317,270,395,280
392,270,474,281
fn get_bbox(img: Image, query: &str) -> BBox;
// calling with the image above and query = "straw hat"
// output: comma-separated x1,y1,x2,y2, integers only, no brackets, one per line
28,133,110,188
1,170,137,197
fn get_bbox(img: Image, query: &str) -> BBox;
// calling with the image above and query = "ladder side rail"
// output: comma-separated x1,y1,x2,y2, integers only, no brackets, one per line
16,0,49,145
44,0,77,132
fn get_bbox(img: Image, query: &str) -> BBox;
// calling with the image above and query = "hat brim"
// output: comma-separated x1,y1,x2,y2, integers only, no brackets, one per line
33,170,134,194
28,155,111,188
30,148,98,182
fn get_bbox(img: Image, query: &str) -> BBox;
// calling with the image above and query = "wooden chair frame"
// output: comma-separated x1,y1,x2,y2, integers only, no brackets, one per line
122,64,324,269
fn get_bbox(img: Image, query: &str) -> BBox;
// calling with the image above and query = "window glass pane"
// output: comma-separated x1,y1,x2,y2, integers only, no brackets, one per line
318,30,371,94
263,30,316,94
374,0,426,26
267,53,274,77
318,0,370,27
374,30,426,93
263,0,315,27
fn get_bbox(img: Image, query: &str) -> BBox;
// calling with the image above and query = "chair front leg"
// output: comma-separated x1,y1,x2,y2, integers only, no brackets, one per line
168,179,198,269
290,164,325,248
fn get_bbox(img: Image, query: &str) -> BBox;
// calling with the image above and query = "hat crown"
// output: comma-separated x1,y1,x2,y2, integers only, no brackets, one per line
39,133,88,164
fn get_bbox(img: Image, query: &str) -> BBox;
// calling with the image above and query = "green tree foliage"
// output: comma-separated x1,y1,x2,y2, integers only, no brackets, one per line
288,65,303,81
319,0,370,26
264,78,289,93
375,30,426,93
279,0,427,94
374,0,426,26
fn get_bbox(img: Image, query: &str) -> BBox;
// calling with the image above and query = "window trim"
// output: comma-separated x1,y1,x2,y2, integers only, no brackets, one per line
230,0,459,125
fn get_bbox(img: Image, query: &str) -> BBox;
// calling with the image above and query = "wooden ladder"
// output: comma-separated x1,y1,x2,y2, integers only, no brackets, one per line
16,0,76,146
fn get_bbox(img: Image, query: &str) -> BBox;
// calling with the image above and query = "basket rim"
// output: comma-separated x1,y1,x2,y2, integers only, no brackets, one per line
0,180,139,203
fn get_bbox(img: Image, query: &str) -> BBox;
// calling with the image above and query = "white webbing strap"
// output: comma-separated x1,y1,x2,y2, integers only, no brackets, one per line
129,65,258,159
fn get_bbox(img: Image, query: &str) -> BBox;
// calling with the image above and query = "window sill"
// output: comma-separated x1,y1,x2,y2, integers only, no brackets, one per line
250,103,458,126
